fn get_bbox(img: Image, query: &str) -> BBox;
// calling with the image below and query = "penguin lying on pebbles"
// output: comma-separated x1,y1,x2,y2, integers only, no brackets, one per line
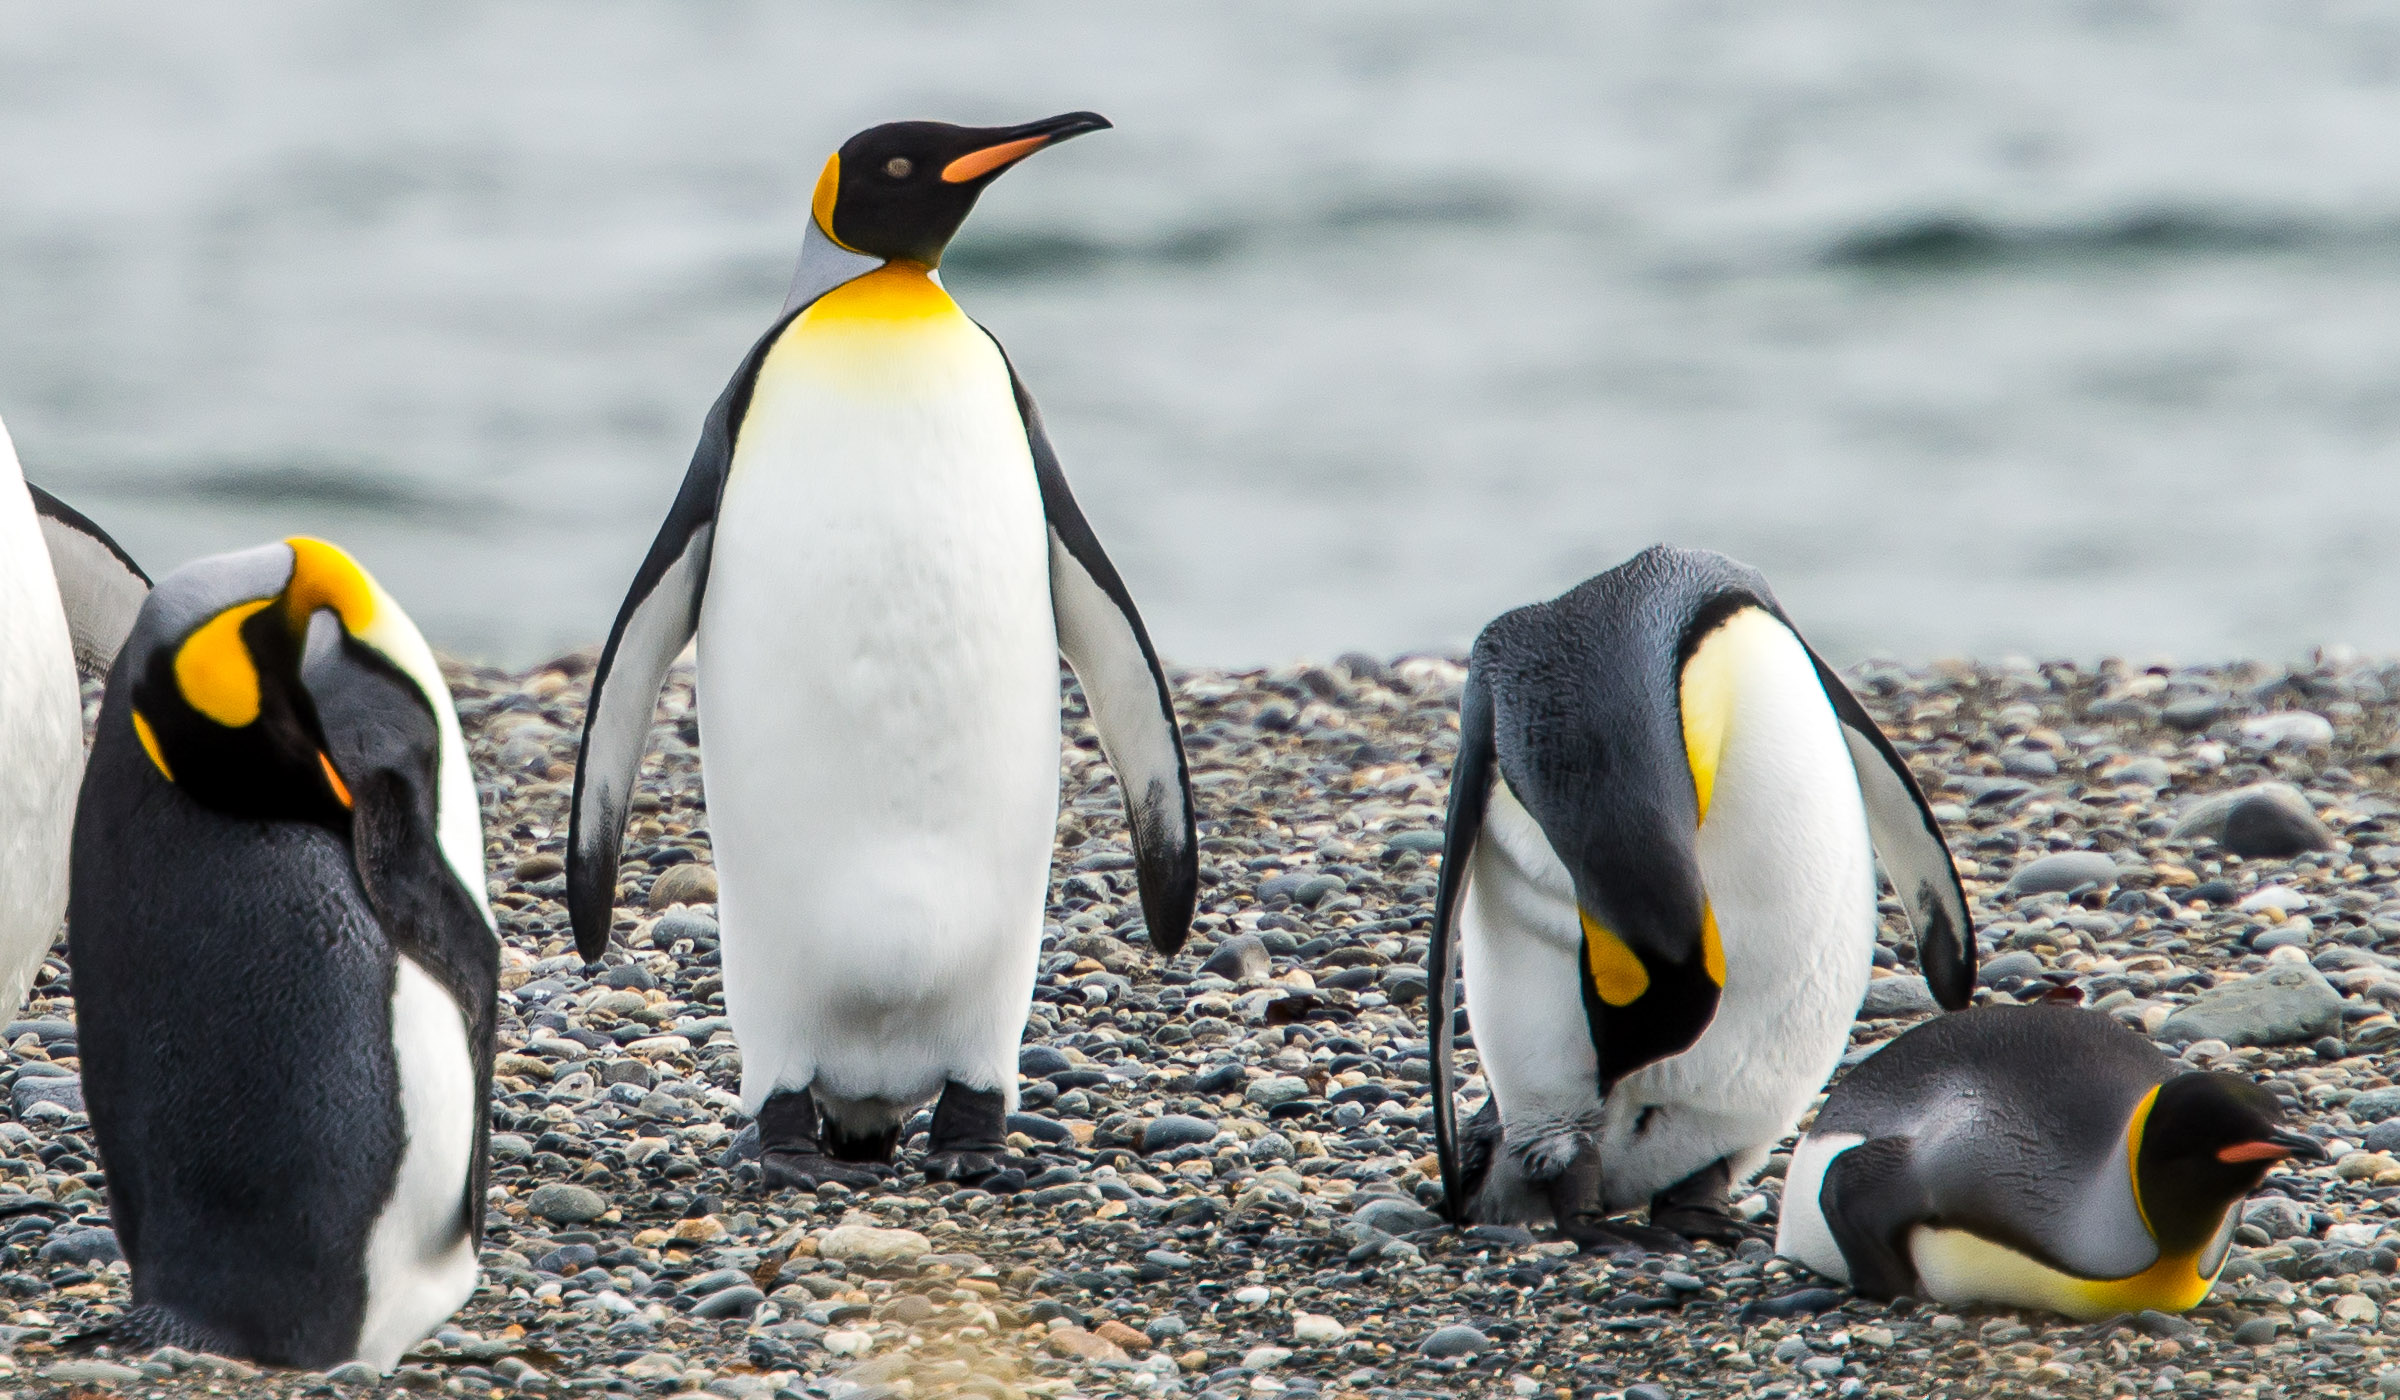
0,414,148,1018
73,538,495,1370
569,114,1197,1192
1429,545,1974,1251
1778,1003,2324,1318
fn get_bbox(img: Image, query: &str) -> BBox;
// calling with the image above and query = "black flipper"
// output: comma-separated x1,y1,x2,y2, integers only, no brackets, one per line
1429,672,1496,1225
1797,647,1977,1008
1002,360,1198,957
27,482,150,678
1819,1135,1931,1301
566,306,801,962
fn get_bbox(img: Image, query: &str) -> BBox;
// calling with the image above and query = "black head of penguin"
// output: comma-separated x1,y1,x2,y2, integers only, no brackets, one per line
811,112,1111,266
2135,1071,2327,1252
1474,556,1762,1088
122,538,431,837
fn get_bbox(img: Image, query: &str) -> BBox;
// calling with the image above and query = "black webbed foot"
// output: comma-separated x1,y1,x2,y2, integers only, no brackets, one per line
921,1080,1012,1185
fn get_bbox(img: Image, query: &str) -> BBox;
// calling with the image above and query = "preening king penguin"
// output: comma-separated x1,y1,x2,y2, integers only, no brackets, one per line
72,539,495,1371
1427,545,1975,1251
1778,1004,2325,1318
567,114,1198,1190
0,412,148,1019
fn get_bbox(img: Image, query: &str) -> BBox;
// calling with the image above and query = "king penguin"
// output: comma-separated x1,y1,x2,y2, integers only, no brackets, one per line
0,411,148,1018
568,114,1198,1190
1778,1003,2324,1317
72,538,496,1370
1427,545,1976,1251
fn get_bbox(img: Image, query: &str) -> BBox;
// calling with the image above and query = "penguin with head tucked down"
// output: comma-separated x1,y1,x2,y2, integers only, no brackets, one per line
0,412,148,1019
72,538,495,1371
1778,1003,2324,1317
1428,545,1975,1251
568,114,1197,1191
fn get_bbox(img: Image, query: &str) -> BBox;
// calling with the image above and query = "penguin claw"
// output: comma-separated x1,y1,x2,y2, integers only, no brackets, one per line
759,1151,889,1193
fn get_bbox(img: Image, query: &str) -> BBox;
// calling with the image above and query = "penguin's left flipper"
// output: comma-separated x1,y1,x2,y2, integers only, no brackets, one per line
26,483,149,679
1817,1135,1931,1301
1427,673,1497,1225
1647,1155,1772,1244
1008,368,1198,958
567,313,791,960
1799,647,1977,1008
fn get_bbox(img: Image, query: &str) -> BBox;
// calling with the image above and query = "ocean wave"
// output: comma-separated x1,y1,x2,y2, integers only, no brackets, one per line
142,461,461,516
1820,209,2347,271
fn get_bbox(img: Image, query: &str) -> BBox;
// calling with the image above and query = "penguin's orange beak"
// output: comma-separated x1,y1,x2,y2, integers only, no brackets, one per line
2219,1130,2326,1164
940,111,1111,184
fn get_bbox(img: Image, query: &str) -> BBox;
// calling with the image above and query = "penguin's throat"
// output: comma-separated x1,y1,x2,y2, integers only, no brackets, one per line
801,263,960,326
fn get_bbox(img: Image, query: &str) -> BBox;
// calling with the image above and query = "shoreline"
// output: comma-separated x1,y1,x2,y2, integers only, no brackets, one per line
6,650,2399,1399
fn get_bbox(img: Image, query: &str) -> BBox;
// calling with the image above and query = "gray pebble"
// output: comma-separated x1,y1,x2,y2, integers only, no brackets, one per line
1139,1115,1219,1154
1858,976,1938,1019
2156,963,2342,1046
689,1285,765,1320
1353,1197,1443,1234
1199,934,1270,982
2003,851,2121,895
1419,1324,1489,1357
525,1183,609,1224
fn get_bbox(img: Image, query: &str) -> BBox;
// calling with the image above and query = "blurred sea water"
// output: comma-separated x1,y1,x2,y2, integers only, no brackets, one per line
3,0,2398,668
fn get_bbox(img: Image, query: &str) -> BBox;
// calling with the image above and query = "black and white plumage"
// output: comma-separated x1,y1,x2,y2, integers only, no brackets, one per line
567,114,1196,1188
1428,545,1974,1251
0,414,148,1020
1779,1004,2324,1317
72,538,494,1371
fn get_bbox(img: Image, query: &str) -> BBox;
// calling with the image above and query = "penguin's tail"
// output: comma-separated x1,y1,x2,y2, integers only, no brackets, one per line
112,1303,246,1359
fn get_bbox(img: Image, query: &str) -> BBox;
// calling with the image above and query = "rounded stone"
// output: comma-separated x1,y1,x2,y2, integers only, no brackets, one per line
1139,1114,1220,1154
2003,851,2121,895
646,863,718,910
525,1183,609,1223
1420,1324,1490,1358
1199,934,1271,983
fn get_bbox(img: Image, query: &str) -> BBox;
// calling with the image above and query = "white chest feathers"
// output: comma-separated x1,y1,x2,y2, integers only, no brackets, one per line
0,431,81,1021
353,957,478,1371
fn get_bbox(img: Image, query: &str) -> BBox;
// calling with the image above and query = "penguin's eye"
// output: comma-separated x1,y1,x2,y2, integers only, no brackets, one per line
883,157,914,180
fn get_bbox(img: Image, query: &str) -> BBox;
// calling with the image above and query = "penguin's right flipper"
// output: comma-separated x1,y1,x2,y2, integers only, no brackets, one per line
1429,672,1497,1225
567,313,803,962
26,483,149,679
1010,373,1199,958
1802,652,1977,1009
1818,1135,1930,1301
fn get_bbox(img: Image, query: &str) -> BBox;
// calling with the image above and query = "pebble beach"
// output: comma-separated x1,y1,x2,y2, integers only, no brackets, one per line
7,647,2400,1400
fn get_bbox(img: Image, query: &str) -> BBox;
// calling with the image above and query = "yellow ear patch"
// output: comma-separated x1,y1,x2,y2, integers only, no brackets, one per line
283,537,376,637
1701,905,1726,987
812,153,848,247
174,598,274,727
131,708,173,781
2126,1082,2162,1240
1582,911,1650,1007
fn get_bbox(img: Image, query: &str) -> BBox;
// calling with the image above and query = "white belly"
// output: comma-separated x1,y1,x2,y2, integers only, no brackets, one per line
699,278,1059,1120
0,426,80,1020
1464,611,1875,1210
1773,1131,1865,1281
354,957,479,1371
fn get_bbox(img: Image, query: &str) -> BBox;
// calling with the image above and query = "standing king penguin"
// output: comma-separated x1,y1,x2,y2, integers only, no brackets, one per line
73,539,495,1370
569,114,1197,1189
1429,545,1976,1250
0,412,148,1018
1779,1004,2325,1317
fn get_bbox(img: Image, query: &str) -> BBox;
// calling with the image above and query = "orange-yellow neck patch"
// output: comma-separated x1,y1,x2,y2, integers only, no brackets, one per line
1681,606,1771,824
2126,1083,2162,1238
1582,911,1649,1006
798,262,958,326
131,709,172,781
